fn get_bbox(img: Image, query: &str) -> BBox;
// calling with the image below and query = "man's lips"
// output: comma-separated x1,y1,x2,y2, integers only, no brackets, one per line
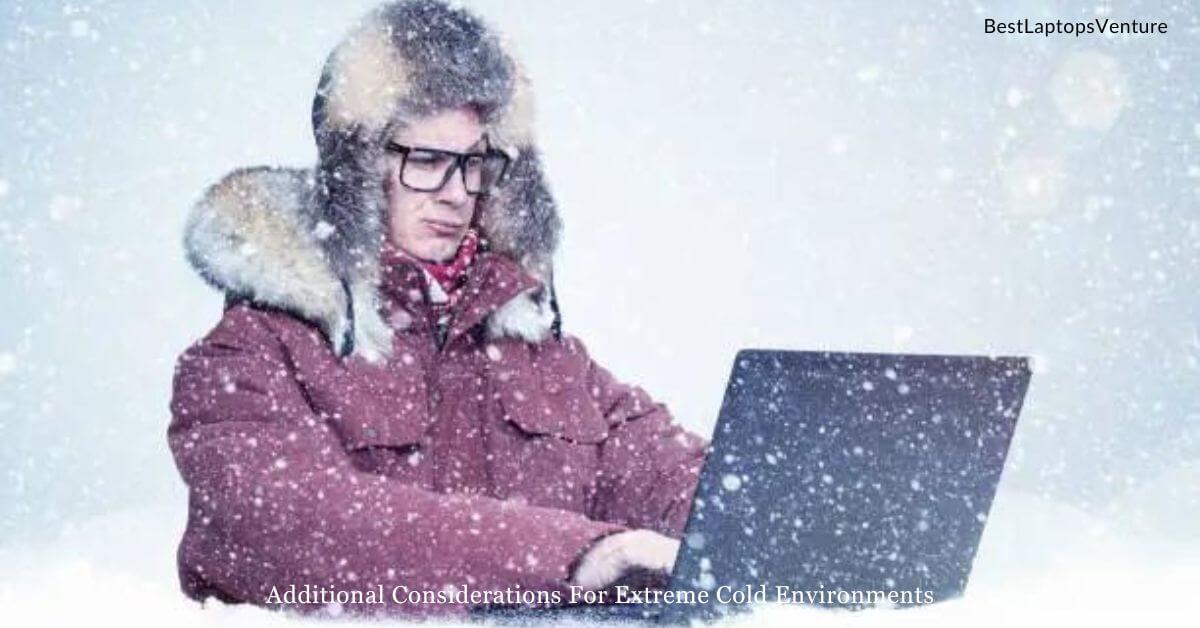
422,219,464,236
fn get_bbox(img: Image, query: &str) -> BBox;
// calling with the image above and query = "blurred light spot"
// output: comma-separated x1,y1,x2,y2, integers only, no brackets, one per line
48,195,83,222
1050,50,1127,131
1005,86,1027,108
1001,152,1065,216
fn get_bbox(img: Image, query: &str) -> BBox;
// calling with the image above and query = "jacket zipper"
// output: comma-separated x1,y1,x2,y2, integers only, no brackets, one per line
434,315,450,352
426,312,449,491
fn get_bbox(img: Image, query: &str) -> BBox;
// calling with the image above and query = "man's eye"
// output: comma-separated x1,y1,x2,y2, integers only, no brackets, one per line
408,152,450,167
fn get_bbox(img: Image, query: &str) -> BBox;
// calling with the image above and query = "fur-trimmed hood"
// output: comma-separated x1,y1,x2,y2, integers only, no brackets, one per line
183,0,563,363
184,166,557,361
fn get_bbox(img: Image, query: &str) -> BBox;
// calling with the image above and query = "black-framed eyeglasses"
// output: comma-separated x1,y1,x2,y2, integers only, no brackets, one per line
384,135,510,196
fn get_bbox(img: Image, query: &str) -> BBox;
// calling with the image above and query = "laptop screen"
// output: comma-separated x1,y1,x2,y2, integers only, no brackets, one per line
667,350,1031,617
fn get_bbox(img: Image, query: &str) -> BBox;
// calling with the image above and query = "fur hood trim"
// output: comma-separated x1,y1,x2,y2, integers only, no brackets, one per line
184,166,556,362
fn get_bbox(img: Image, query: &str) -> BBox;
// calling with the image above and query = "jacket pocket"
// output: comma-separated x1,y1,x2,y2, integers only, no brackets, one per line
490,342,609,444
499,388,610,444
297,349,435,451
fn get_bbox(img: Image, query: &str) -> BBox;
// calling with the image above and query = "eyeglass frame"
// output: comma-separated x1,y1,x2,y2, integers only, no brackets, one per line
383,135,511,196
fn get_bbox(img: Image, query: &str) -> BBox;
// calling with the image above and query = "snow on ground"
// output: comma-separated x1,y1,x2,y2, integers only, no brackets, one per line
1,490,1194,627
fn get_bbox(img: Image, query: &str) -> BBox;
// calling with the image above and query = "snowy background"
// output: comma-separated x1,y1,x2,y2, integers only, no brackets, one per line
0,0,1197,624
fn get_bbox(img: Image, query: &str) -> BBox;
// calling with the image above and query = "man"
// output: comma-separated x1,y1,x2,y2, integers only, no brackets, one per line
168,0,709,619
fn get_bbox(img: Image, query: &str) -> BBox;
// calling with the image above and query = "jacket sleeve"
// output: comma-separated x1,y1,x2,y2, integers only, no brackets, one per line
167,305,626,617
568,336,712,539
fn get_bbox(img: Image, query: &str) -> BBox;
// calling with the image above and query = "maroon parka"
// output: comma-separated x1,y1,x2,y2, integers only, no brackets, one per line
168,220,709,617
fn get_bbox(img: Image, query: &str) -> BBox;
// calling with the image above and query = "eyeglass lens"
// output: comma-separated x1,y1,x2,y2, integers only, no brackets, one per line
400,150,505,193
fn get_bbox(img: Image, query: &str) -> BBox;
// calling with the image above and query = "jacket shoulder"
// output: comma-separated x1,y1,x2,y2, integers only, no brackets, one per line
178,301,307,365
183,166,349,350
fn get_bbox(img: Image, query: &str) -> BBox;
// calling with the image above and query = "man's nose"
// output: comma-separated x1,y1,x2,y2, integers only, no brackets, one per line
435,164,471,207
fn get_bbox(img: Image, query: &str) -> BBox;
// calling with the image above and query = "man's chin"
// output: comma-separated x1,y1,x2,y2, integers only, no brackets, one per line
412,243,456,264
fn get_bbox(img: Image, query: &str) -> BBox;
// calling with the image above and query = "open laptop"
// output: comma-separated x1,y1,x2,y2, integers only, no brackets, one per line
475,349,1032,625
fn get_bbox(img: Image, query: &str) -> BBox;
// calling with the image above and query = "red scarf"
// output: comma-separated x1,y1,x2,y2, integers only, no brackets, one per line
382,229,480,313
419,228,479,295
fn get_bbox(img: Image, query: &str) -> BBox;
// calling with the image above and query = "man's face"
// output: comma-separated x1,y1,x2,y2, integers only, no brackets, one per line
385,106,485,262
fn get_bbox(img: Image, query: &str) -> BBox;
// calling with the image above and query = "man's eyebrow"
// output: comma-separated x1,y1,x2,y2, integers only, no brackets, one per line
408,135,487,153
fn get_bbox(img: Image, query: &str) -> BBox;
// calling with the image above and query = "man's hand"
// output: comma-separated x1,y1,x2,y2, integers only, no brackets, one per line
570,530,681,591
